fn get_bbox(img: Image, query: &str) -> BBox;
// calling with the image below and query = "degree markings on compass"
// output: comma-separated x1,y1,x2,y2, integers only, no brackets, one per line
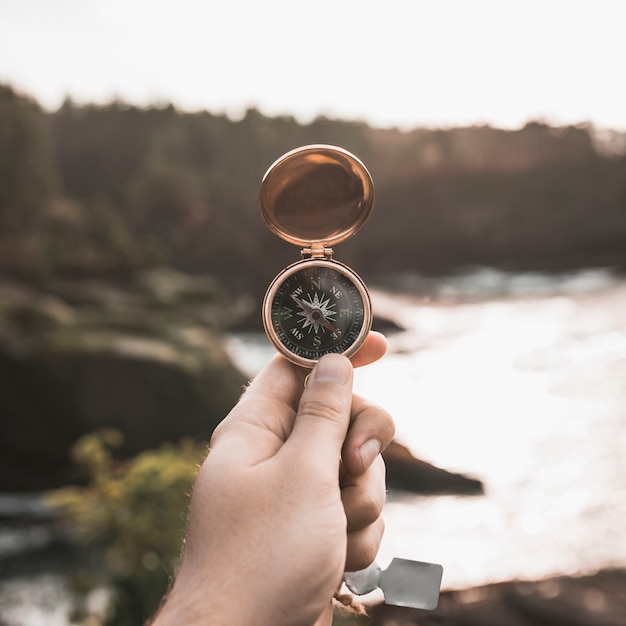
266,260,371,362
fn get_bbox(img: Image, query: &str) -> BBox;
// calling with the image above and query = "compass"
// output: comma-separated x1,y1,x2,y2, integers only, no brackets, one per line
260,145,374,368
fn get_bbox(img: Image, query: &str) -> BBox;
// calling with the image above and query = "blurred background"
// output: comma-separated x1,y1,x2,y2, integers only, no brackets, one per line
1,1,625,624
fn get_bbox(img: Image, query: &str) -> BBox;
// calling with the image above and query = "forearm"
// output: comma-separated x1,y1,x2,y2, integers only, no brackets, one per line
151,562,333,626
152,589,332,626
150,579,252,626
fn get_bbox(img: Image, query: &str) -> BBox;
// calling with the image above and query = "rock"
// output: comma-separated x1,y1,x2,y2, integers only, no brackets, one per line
0,272,484,493
0,274,247,491
383,441,484,495
367,569,626,626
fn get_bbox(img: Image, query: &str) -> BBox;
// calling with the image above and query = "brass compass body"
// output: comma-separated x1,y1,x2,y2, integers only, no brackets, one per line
260,145,374,368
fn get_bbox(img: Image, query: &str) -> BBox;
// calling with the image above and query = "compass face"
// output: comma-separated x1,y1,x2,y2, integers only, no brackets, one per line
263,260,372,367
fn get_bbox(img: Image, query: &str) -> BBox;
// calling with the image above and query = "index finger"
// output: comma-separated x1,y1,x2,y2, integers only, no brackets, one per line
209,354,304,465
350,331,387,368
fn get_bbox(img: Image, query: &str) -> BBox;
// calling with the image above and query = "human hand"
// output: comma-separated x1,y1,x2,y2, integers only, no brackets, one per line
152,331,394,626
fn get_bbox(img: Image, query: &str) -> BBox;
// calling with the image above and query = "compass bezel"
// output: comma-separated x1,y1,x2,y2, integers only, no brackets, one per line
262,258,373,368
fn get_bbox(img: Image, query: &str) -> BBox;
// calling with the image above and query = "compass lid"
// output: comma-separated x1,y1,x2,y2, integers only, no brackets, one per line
259,145,374,248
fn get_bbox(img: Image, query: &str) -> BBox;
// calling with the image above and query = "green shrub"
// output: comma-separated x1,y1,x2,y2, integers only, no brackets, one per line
48,430,205,625
49,430,371,625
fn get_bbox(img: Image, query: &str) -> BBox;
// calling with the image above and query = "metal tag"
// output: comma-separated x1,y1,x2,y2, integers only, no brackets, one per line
344,558,443,610
343,561,382,595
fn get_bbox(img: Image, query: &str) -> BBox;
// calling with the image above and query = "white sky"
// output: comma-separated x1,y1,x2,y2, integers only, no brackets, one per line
1,0,625,130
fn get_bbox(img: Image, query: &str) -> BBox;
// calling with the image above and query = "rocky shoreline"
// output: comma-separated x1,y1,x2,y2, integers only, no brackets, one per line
383,441,483,495
3,503,624,626
0,271,484,496
0,271,249,491
365,568,626,626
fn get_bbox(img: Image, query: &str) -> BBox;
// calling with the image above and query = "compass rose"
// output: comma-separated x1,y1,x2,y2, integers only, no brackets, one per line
291,292,339,334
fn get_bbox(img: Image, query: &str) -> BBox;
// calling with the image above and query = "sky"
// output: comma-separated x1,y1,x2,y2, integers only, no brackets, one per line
1,0,625,131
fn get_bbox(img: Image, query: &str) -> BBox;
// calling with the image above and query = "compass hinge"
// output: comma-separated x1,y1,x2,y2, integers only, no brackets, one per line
301,244,333,260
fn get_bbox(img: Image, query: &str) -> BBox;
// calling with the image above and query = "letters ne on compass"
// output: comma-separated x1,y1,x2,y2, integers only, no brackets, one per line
290,292,343,337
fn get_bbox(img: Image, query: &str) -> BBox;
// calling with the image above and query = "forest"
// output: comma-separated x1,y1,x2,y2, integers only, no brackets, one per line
2,82,626,308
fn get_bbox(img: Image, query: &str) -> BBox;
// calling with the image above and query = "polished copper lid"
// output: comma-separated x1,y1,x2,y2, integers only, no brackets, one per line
259,144,374,248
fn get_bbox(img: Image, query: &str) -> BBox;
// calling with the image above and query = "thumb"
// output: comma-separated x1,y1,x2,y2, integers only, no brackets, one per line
283,354,354,475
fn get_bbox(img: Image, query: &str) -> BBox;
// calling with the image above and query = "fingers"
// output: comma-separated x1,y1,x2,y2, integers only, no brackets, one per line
350,331,387,368
342,454,386,571
342,395,396,476
215,329,385,441
342,455,386,532
209,330,388,468
243,353,307,410
340,396,392,573
345,516,385,572
284,354,354,476
209,355,305,465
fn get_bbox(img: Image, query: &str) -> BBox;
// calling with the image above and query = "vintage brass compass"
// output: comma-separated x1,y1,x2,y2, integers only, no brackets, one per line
260,144,374,368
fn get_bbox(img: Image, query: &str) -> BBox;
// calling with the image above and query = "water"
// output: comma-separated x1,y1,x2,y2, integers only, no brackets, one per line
226,268,626,591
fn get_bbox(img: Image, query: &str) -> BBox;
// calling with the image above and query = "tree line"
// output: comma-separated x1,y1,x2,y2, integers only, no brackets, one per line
2,83,625,302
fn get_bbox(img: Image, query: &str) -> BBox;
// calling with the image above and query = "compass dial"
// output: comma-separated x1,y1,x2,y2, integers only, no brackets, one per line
263,260,372,367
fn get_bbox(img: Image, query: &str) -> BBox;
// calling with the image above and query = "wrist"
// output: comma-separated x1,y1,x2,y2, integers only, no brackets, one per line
151,568,330,626
149,563,237,626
